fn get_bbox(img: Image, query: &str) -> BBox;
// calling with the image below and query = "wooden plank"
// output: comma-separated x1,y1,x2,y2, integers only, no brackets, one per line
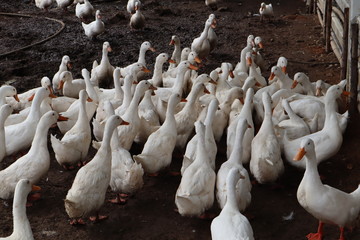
350,23,359,117
341,8,349,79
325,0,332,52
332,12,344,51
318,0,325,15
334,0,350,12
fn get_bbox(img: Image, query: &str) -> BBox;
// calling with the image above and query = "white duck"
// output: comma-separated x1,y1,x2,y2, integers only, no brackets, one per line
130,2,145,30
181,98,218,174
250,91,284,184
148,53,174,87
127,0,141,14
268,65,303,92
75,0,95,21
294,138,360,240
57,69,98,134
35,0,53,11
56,0,73,10
175,82,209,149
191,17,216,59
52,55,72,93
227,88,254,163
135,89,160,144
6,77,51,111
211,168,254,240
275,98,311,141
4,87,52,156
117,80,156,150
120,41,155,79
217,118,252,211
0,111,66,199
0,179,37,240
65,115,127,225
90,41,114,87
315,79,331,96
51,90,92,169
0,105,13,163
0,85,19,108
269,56,288,85
259,2,274,22
58,71,86,98
94,101,143,204
283,83,350,168
208,14,217,52
234,34,255,74
175,121,216,217
133,93,181,174
82,10,105,39
168,35,181,70
292,72,316,96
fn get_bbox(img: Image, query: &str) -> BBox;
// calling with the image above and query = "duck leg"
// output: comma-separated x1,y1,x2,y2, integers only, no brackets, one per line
306,221,324,240
108,193,128,204
89,213,108,223
70,218,85,225
338,227,345,240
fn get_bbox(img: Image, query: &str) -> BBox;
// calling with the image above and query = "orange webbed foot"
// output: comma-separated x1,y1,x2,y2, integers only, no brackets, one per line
70,218,85,225
306,233,323,240
89,215,108,223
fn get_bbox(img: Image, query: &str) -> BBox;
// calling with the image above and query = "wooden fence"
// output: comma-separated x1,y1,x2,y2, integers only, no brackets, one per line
310,0,359,118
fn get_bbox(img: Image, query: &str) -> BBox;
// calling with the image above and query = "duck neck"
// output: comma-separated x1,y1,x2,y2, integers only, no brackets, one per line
114,75,123,100
172,42,181,63
123,86,143,119
261,101,274,133
28,117,50,154
152,59,165,87
101,47,109,65
223,173,240,212
323,93,338,128
75,98,88,129
121,78,133,109
229,123,246,164
27,94,43,122
303,153,322,186
138,47,147,65
163,100,177,129
12,191,32,238
101,122,115,152
199,23,211,44
173,69,187,96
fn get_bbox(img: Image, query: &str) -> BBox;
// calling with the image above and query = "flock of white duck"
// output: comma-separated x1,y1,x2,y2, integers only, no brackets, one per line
35,0,146,39
1,2,360,239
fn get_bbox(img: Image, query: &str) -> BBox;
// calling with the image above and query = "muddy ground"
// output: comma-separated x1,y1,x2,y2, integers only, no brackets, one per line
0,0,360,239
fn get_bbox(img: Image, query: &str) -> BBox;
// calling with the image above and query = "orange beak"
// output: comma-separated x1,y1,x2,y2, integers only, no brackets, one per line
121,120,130,125
180,98,187,102
255,81,262,87
58,115,69,121
48,86,54,95
246,57,252,66
269,72,275,81
31,185,41,191
281,66,287,74
194,56,202,64
149,85,157,90
258,42,264,49
28,94,35,101
209,79,217,85
107,47,112,52
14,94,20,102
229,71,235,78
141,66,151,73
169,40,175,45
293,147,306,161
87,97,93,102
239,97,244,105
291,80,298,89
168,59,176,64
204,88,210,94
315,88,321,96
188,63,199,71
49,92,57,98
342,90,351,97
58,80,64,90
149,47,156,52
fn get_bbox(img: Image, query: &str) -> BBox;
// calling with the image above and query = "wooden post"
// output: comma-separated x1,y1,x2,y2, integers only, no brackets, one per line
323,0,328,36
349,23,359,118
325,0,332,53
341,8,350,80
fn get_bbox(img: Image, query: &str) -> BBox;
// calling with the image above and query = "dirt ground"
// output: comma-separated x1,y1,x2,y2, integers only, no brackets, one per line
0,0,360,239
